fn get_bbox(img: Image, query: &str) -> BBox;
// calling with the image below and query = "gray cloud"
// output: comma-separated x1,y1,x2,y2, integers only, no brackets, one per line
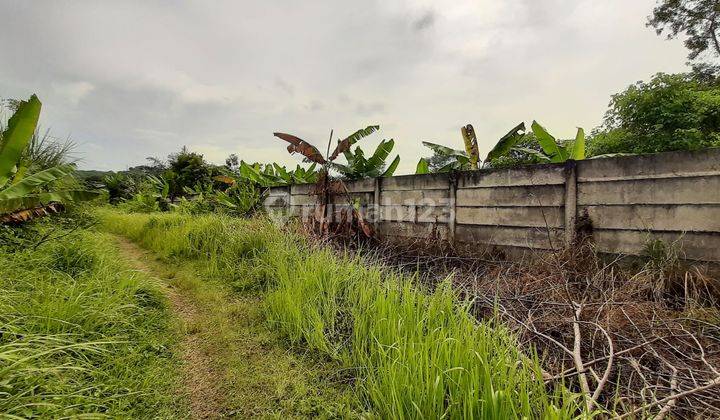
413,11,436,31
0,0,689,173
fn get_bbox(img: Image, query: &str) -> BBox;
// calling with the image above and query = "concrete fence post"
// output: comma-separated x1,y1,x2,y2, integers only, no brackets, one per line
448,173,457,245
563,161,578,246
373,177,381,233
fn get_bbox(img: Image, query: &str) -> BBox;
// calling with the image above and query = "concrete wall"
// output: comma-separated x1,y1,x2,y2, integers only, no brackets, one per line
263,148,720,262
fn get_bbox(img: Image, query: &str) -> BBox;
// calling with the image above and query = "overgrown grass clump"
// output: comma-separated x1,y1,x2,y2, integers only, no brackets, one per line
0,227,183,418
98,208,581,419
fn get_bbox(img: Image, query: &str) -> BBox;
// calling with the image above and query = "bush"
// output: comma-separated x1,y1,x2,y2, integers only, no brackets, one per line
589,72,720,156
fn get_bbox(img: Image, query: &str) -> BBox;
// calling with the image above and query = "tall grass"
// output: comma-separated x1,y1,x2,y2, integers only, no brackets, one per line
0,228,183,418
98,208,582,419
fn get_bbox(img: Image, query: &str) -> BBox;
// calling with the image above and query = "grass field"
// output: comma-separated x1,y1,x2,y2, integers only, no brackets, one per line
97,208,583,419
0,226,185,418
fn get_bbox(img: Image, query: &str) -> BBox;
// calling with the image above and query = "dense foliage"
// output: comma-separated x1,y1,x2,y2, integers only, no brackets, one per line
589,72,720,155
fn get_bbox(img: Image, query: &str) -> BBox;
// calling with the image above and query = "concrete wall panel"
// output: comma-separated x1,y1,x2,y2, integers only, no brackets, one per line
578,176,720,205
582,204,720,232
457,184,565,207
456,206,564,228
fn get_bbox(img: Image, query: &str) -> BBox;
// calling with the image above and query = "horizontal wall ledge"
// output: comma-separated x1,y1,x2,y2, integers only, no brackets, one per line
267,186,290,196
458,164,566,188
582,204,720,232
377,221,449,240
342,178,376,193
380,205,450,223
591,229,720,262
578,176,720,205
381,173,450,191
457,184,565,207
455,225,564,250
380,189,449,206
456,206,564,228
577,148,720,182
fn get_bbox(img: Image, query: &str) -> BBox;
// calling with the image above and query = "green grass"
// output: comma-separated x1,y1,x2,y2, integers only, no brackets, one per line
121,235,363,418
0,228,184,418
97,208,583,419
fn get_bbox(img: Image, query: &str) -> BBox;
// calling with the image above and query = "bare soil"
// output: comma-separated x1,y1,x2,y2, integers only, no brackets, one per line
115,237,225,419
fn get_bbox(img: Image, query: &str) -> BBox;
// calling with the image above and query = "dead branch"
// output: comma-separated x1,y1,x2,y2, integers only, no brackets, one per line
617,375,720,419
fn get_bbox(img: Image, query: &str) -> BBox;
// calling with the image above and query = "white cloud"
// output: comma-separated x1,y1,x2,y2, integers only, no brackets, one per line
51,81,94,106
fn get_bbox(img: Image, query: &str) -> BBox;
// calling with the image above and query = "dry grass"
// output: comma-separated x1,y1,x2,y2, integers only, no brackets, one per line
362,236,720,418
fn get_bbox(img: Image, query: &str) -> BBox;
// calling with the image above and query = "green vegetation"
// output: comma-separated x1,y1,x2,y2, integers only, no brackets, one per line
111,224,361,418
417,120,585,173
0,214,184,418
0,95,99,222
330,138,400,179
520,121,585,163
417,123,526,173
237,161,319,186
97,209,582,418
274,125,400,179
589,71,720,156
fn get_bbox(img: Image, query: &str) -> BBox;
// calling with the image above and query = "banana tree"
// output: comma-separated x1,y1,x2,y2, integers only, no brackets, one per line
272,126,385,237
273,125,392,177
329,138,400,180
237,161,319,186
416,122,525,173
0,95,99,223
493,120,585,163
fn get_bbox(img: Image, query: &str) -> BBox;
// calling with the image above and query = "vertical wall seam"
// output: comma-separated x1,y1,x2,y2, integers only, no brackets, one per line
564,161,578,246
448,173,457,246
374,177,381,234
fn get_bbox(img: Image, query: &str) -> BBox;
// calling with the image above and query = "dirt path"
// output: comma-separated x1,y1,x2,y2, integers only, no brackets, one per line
114,237,225,419
111,234,359,418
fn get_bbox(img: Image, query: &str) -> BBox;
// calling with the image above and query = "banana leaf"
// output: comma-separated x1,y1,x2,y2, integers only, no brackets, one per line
485,122,526,162
381,155,400,177
329,125,379,161
511,147,552,162
367,139,395,170
570,127,585,160
0,95,42,187
421,141,466,158
461,124,479,169
0,164,76,200
531,121,568,162
436,162,458,173
416,158,430,174
273,132,326,164
0,190,100,214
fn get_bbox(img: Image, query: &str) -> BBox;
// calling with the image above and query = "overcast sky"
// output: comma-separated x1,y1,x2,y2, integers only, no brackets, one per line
0,0,689,172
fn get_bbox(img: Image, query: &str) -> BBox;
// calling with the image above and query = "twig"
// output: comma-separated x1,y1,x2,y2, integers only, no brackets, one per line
572,302,594,412
590,321,614,403
655,364,678,420
617,375,720,419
